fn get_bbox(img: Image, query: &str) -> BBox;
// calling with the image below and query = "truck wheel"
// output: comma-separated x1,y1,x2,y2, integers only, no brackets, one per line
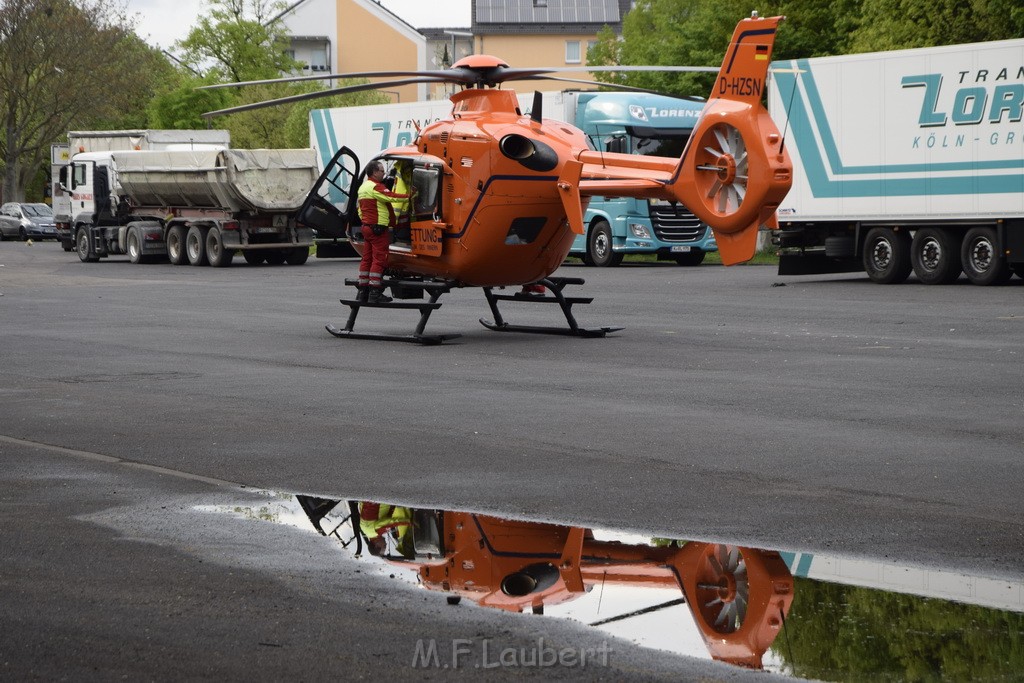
205,227,234,268
167,225,188,265
264,250,287,265
863,227,911,284
242,250,265,265
186,225,208,266
674,251,706,266
76,227,99,263
911,227,962,284
960,227,1010,286
126,228,147,264
587,221,622,267
284,247,310,265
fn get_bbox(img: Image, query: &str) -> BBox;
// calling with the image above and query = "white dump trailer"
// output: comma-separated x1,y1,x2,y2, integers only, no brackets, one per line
59,148,319,267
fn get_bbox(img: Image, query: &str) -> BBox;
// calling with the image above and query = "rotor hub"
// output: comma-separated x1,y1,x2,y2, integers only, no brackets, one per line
715,155,737,184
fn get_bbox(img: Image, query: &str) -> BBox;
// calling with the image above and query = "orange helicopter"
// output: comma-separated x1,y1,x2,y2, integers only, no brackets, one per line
205,13,792,344
297,496,794,670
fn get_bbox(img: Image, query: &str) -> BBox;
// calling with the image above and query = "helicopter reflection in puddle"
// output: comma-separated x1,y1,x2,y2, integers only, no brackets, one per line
296,496,793,670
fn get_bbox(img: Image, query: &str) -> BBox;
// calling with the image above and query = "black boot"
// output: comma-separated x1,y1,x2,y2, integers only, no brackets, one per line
355,285,369,302
368,287,392,304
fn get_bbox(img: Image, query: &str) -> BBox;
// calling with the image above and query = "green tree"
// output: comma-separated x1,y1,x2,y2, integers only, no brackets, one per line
280,82,390,148
773,577,1024,681
0,0,170,201
163,0,380,147
847,0,1024,52
587,0,1021,99
174,0,299,83
145,63,238,131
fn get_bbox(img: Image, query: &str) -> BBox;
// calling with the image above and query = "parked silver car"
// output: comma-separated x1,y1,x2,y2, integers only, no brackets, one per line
0,202,58,241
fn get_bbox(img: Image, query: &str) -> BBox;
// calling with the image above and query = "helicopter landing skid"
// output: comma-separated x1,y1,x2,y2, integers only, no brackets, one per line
327,278,462,345
480,277,623,338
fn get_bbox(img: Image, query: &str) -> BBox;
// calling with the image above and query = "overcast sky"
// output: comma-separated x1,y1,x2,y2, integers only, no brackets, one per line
129,0,472,50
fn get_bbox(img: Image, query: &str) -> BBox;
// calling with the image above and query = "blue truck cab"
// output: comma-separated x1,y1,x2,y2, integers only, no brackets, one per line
566,91,717,267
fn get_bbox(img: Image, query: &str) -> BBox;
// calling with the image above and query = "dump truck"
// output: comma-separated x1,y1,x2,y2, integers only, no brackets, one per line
769,38,1024,285
59,147,318,266
53,129,231,249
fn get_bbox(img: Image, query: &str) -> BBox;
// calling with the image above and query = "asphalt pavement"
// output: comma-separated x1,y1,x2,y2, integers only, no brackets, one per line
2,242,1022,679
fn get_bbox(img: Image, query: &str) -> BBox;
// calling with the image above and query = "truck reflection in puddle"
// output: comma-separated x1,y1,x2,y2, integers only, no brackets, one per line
297,496,793,670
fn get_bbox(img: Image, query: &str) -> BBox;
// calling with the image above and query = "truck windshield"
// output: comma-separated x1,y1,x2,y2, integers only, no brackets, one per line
629,130,690,159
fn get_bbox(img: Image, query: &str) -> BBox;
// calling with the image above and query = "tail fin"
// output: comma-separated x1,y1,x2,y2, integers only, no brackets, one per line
668,14,792,265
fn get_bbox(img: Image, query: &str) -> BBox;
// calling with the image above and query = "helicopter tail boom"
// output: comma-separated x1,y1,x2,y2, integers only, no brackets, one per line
558,15,791,266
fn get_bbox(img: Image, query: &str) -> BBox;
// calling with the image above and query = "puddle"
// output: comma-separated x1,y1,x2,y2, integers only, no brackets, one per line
199,492,1024,680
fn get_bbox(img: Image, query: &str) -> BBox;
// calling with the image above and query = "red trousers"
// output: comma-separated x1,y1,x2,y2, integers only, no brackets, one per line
358,225,390,287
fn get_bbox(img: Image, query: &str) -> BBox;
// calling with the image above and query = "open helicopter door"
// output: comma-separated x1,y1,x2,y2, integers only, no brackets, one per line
296,146,361,254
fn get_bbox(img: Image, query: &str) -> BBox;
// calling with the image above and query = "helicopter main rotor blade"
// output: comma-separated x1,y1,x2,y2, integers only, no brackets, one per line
200,76,449,118
519,75,706,100
555,65,721,74
198,68,479,90
197,64,737,93
513,75,653,92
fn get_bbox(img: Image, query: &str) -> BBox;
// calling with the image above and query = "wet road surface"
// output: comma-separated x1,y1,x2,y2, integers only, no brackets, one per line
2,244,1022,679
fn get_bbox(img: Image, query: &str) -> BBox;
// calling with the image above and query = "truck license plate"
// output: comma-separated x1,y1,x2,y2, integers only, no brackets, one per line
670,245,692,253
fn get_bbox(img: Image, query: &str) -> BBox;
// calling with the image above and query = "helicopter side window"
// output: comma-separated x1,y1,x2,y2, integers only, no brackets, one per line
411,167,440,219
504,217,546,245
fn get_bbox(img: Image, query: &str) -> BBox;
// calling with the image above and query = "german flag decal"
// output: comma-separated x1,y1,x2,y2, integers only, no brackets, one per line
755,44,769,61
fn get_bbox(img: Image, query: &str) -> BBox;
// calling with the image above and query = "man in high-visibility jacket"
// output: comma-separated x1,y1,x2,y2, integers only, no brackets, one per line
356,160,413,303
359,501,413,557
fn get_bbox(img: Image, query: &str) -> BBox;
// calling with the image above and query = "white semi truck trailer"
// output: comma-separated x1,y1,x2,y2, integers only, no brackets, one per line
769,37,1024,285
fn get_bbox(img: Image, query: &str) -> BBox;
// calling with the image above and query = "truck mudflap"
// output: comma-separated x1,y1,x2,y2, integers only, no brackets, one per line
1005,219,1024,266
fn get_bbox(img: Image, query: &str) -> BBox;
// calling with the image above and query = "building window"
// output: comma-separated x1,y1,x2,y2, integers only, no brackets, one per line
310,49,328,72
565,40,581,64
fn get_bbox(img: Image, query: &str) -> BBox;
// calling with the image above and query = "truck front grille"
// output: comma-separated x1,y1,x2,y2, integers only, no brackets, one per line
650,203,705,242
